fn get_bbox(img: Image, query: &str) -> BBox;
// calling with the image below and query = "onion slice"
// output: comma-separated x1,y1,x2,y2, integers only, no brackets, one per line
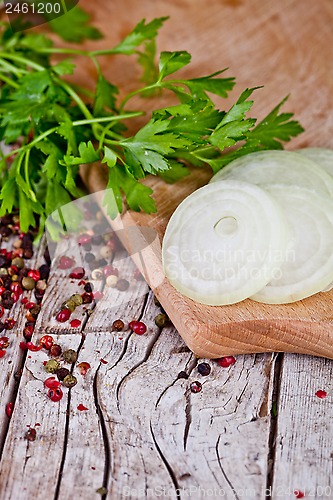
251,185,333,304
210,150,333,196
297,147,333,177
162,180,288,305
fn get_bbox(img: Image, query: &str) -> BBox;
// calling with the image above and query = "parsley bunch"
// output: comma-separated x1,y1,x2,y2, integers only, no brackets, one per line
0,14,303,232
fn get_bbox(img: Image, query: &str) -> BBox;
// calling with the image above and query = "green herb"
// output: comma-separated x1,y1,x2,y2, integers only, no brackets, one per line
0,15,303,232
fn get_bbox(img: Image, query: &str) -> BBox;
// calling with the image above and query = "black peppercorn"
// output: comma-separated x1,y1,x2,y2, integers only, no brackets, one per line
84,282,93,293
177,371,189,380
23,248,33,259
84,252,95,263
38,264,50,280
91,234,103,245
197,362,211,376
116,279,129,291
56,367,70,381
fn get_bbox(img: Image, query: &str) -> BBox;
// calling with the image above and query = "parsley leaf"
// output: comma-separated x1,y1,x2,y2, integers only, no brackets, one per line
0,14,303,231
47,6,102,43
111,17,168,55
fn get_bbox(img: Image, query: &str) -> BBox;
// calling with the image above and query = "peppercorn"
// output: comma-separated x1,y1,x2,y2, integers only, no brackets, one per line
11,257,24,269
36,280,47,291
70,294,83,306
84,252,95,263
81,292,93,304
112,319,124,331
62,299,76,312
34,290,44,302
30,305,41,318
2,298,14,309
0,268,8,276
91,268,103,280
197,362,211,376
84,282,93,293
23,248,33,259
38,264,50,280
177,371,189,380
63,374,78,388
63,349,77,364
190,381,202,393
100,245,113,259
116,279,129,291
106,275,118,288
154,313,169,328
25,428,37,442
45,359,60,373
91,234,103,245
50,344,62,357
56,367,70,381
22,276,35,290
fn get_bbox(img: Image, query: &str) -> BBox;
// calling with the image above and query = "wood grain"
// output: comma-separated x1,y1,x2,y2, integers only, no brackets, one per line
75,0,333,360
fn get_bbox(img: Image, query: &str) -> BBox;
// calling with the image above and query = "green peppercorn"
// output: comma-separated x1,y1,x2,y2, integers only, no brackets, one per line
0,268,8,275
63,374,78,388
70,294,84,306
154,313,169,328
11,257,24,269
62,299,76,312
22,276,35,290
56,367,70,381
63,349,77,364
45,359,60,374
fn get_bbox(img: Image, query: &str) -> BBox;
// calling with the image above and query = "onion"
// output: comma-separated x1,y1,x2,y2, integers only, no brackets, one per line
210,150,333,196
298,147,333,177
297,148,333,292
162,180,288,305
250,185,333,304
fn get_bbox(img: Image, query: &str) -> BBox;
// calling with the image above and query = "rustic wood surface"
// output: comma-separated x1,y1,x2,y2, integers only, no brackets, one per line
0,232,331,500
0,1,332,499
77,0,333,359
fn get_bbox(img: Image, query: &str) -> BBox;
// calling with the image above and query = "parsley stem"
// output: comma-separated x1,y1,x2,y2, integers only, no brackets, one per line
119,83,160,112
0,73,19,88
72,112,144,127
0,58,26,76
0,52,44,71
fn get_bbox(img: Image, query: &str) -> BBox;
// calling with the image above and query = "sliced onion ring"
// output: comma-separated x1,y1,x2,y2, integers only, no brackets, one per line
298,147,333,177
162,180,288,306
210,150,333,196
250,185,333,304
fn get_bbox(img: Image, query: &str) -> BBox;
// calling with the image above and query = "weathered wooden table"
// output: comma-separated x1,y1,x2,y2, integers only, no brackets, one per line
0,0,333,497
0,230,332,500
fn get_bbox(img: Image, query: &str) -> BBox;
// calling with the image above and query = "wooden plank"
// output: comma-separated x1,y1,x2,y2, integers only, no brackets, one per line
77,0,333,360
271,354,333,500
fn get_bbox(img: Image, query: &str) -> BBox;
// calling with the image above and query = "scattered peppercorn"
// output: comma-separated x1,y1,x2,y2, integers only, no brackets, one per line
56,308,71,323
22,276,35,290
197,363,211,376
177,371,189,380
49,344,62,357
112,319,124,331
217,356,236,368
190,381,202,393
45,359,60,374
154,313,169,328
63,374,78,388
48,387,63,402
116,279,129,291
25,427,37,442
63,349,77,364
56,367,70,381
70,294,84,306
40,335,54,350
106,275,118,288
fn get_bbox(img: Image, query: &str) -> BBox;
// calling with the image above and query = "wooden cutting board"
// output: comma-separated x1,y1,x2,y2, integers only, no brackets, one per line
77,0,333,359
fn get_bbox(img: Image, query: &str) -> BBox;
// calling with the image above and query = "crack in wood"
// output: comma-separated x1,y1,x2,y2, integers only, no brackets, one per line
150,422,181,500
93,366,111,500
115,327,162,411
183,389,192,451
216,434,240,500
265,352,283,499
